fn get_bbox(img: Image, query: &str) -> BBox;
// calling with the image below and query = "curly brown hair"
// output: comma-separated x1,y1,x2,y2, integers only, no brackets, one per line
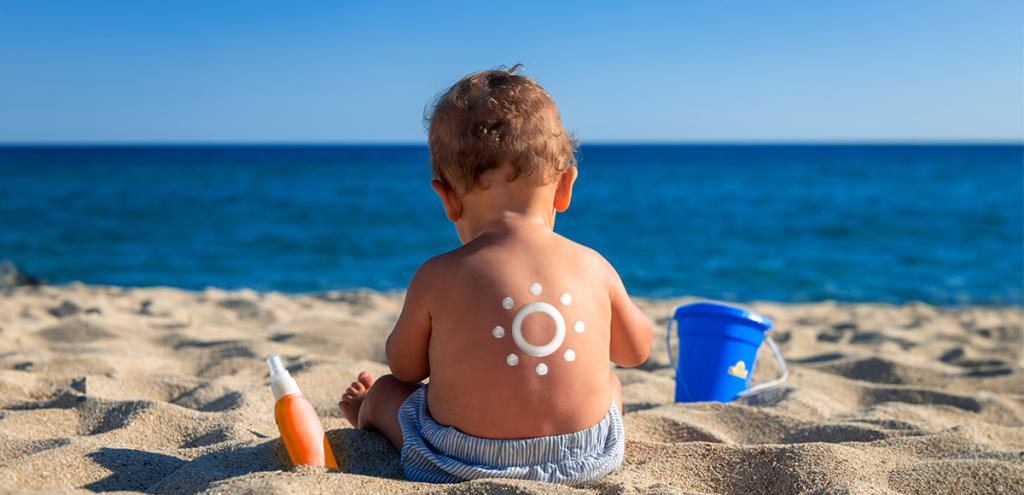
425,65,579,196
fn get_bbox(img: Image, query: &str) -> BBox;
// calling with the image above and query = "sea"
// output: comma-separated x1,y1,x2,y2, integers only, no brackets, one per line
0,145,1020,306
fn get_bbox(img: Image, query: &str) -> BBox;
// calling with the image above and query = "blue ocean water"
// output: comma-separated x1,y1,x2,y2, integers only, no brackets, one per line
0,145,1020,306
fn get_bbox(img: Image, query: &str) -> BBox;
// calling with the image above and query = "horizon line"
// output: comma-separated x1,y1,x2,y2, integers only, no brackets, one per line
0,140,1021,147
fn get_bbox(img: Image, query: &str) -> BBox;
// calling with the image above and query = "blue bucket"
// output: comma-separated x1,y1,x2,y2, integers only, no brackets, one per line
667,302,788,402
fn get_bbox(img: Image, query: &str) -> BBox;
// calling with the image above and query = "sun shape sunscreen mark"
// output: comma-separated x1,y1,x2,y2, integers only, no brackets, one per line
501,283,581,375
511,302,565,357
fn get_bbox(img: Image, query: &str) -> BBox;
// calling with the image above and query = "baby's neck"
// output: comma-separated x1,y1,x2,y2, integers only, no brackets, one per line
474,212,553,238
457,181,558,243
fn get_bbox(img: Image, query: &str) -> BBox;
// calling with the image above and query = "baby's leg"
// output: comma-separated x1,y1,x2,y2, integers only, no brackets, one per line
339,373,422,449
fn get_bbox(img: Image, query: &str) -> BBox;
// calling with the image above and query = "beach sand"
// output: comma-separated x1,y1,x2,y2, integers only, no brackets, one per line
0,284,1021,494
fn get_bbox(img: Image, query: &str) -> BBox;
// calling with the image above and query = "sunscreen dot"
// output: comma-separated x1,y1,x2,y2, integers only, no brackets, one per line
560,293,571,305
530,283,542,296
506,354,519,366
536,363,548,375
573,321,585,333
502,297,514,310
564,349,575,361
492,326,505,338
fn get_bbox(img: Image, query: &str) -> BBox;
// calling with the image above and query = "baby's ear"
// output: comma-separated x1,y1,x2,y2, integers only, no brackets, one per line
553,166,578,212
431,179,463,222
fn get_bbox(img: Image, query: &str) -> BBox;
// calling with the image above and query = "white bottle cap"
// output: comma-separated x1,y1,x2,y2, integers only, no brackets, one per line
267,354,301,401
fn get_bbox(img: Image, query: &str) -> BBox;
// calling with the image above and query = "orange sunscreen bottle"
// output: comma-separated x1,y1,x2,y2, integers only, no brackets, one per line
267,354,338,468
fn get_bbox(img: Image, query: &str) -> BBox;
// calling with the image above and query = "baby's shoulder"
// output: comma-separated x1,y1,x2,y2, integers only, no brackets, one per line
412,233,617,295
548,235,616,273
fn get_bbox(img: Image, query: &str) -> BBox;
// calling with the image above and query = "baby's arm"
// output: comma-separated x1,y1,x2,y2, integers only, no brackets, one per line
605,263,653,368
385,261,435,383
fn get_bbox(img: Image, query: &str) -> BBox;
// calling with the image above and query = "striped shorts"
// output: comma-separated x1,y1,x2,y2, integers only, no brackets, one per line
397,385,624,486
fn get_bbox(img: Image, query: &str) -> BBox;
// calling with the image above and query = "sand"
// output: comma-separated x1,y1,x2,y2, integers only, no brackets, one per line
0,283,1020,494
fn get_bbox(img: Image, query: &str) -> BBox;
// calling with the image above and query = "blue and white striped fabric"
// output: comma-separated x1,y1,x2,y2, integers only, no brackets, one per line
398,385,624,486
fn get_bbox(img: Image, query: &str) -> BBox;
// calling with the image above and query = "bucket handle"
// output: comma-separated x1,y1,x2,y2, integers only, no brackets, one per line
665,306,696,402
666,304,789,398
666,306,679,372
736,335,789,397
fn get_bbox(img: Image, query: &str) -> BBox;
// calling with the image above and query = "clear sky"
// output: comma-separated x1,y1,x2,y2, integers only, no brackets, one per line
1,1,1020,144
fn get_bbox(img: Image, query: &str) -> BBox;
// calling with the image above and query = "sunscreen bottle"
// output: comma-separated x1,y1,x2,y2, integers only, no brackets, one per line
267,354,338,468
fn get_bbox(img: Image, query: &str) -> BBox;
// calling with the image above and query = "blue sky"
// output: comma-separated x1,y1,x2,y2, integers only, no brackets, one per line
0,1,1020,144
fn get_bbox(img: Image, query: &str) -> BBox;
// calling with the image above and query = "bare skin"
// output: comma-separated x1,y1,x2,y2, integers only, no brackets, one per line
339,165,653,444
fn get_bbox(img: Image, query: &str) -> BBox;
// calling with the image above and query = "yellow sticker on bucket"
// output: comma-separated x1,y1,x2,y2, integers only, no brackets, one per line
728,361,748,379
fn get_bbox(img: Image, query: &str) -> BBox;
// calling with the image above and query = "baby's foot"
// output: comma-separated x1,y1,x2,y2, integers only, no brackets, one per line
338,371,374,427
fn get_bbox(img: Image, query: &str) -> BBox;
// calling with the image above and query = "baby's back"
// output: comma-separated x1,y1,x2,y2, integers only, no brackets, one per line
423,231,616,439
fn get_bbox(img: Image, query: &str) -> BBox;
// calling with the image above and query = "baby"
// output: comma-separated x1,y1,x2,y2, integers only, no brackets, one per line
338,65,653,486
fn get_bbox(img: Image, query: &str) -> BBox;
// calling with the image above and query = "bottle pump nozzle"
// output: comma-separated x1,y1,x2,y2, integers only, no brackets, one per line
267,354,300,401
